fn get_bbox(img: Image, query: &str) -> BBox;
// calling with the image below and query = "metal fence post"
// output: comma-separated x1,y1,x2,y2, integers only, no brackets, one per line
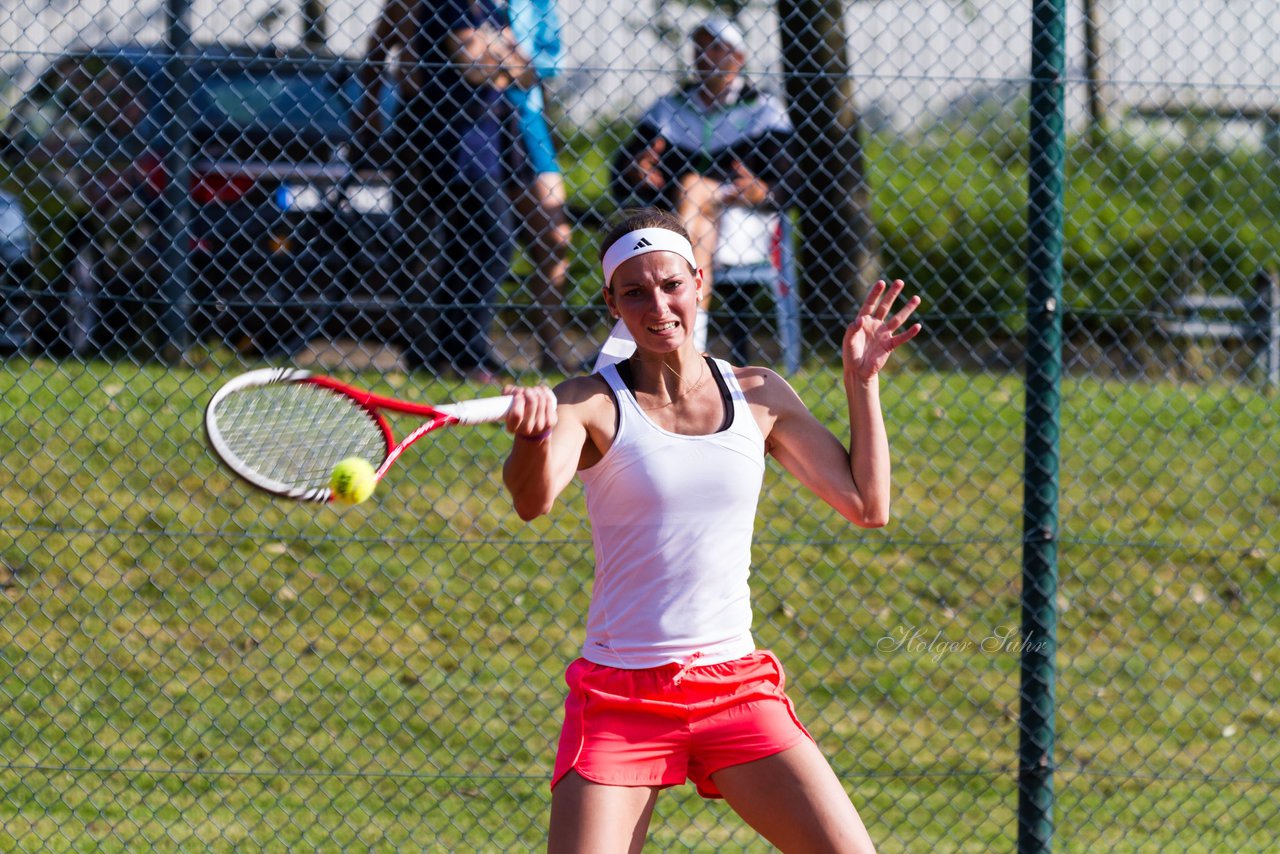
1021,0,1066,851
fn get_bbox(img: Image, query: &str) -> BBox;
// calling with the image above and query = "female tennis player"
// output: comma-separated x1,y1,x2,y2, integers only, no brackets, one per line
502,208,920,853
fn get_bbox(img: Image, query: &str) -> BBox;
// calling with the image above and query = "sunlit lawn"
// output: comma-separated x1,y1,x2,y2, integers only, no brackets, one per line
1,349,1277,851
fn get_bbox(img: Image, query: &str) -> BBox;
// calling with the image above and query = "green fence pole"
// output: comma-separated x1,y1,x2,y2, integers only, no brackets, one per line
1020,0,1066,851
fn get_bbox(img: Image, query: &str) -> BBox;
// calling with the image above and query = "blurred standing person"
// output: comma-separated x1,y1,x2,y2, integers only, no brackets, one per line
506,0,574,372
356,0,534,381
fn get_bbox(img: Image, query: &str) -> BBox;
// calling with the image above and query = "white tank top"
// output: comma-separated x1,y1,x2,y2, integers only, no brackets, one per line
578,358,765,668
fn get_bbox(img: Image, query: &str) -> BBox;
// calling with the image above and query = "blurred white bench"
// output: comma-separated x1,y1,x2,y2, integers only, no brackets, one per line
711,206,801,373
1158,274,1279,387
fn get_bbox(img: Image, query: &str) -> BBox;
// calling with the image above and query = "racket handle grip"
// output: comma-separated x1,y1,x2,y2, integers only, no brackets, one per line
437,395,516,424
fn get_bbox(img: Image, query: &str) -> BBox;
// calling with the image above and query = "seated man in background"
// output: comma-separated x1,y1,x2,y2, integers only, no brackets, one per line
611,14,794,354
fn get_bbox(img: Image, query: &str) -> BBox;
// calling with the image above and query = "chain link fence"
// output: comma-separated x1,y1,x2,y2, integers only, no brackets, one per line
1,0,1278,850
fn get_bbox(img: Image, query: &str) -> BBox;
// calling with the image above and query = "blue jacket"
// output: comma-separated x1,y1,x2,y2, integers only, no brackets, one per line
507,0,562,81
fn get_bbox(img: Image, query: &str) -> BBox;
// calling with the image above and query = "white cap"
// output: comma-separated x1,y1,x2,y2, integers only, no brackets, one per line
692,14,746,54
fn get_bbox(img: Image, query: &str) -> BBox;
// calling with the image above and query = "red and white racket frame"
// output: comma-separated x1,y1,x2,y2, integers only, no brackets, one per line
205,367,516,502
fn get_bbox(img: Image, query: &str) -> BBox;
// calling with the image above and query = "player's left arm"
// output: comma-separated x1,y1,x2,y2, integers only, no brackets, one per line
759,280,921,527
754,371,884,527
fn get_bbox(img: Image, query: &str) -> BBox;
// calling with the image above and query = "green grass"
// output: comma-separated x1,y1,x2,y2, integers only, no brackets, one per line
1,351,1277,852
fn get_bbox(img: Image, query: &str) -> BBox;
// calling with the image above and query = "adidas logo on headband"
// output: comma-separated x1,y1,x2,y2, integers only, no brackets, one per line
633,238,653,249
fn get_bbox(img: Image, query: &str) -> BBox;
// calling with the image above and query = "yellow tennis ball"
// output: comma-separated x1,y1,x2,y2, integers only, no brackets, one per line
330,457,376,504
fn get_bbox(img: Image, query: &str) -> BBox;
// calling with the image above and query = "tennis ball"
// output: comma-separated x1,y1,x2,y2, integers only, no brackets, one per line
330,457,376,504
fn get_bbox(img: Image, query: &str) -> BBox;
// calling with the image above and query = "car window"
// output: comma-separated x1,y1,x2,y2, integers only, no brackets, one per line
196,71,351,132
11,57,151,161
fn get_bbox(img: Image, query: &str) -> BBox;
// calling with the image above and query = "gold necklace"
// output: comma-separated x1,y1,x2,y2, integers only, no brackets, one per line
634,358,710,411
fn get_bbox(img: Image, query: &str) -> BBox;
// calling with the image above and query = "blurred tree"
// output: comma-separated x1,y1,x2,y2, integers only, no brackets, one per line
1084,0,1108,146
779,0,879,345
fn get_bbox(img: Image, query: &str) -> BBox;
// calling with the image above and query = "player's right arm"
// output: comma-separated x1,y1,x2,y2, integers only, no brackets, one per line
502,376,613,521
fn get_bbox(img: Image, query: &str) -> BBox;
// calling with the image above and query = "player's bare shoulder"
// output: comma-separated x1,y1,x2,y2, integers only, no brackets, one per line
553,373,619,465
731,364,809,444
732,364,804,409
553,372,613,410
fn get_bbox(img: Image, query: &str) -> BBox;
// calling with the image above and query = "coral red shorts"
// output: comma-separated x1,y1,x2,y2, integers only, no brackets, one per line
551,650,813,798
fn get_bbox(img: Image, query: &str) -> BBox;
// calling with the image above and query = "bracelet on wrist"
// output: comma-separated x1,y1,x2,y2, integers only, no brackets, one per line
516,428,553,443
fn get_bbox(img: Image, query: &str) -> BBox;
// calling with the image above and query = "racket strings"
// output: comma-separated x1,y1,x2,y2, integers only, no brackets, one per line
212,383,387,489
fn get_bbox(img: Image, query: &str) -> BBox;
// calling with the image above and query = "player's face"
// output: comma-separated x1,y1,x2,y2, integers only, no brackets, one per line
605,251,702,352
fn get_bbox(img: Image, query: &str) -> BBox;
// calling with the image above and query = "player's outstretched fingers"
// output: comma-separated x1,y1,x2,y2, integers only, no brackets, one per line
857,279,888,321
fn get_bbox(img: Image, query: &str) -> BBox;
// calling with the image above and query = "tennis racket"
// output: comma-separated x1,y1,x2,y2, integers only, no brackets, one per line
204,367,516,502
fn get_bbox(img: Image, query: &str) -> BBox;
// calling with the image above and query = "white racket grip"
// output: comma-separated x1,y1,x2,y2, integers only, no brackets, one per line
436,395,517,425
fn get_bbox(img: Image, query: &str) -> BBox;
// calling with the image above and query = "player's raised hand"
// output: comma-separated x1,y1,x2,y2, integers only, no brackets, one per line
844,279,922,381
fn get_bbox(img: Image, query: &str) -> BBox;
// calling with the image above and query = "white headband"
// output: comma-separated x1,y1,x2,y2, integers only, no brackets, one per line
601,228,697,287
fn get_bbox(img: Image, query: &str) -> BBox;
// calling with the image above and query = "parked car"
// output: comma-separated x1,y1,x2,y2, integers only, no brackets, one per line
1,43,396,357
